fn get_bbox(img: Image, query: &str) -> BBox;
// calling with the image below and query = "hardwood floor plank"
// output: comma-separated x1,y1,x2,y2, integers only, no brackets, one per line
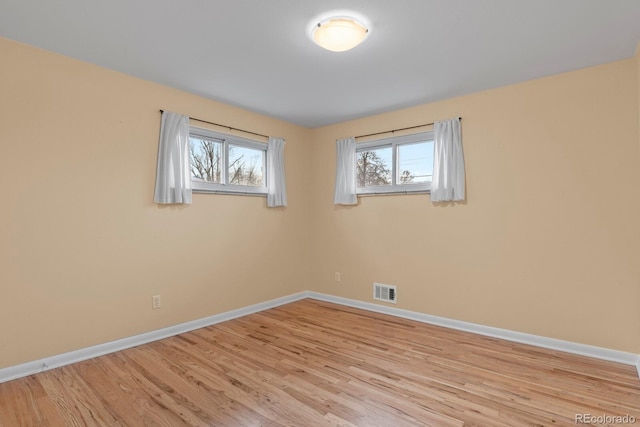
0,375,59,427
148,340,288,426
96,352,208,426
1,298,638,426
37,367,119,427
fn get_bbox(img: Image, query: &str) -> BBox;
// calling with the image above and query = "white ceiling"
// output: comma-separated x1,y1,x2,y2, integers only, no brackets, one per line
2,1,640,128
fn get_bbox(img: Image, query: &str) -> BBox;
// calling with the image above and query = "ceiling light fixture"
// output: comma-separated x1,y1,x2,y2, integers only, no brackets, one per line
312,17,369,52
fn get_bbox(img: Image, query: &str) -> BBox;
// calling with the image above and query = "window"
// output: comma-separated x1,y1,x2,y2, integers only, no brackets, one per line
189,127,267,194
356,131,434,194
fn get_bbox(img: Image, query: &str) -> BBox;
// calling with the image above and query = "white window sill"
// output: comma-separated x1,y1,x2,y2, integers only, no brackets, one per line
193,182,267,196
357,190,430,197
193,189,267,197
357,184,431,196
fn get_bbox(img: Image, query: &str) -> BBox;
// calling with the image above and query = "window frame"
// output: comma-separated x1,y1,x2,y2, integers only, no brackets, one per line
356,131,434,195
189,126,268,195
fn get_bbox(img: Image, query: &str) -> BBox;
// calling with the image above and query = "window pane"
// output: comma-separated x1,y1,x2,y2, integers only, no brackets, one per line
398,141,433,184
228,144,265,186
190,137,222,183
357,146,392,187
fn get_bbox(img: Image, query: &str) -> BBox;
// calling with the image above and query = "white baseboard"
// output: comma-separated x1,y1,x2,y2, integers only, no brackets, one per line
306,292,640,369
0,292,309,384
1,290,638,384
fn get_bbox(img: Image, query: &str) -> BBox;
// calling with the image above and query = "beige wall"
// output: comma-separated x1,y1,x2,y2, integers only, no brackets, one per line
309,59,640,353
0,37,311,368
2,35,640,369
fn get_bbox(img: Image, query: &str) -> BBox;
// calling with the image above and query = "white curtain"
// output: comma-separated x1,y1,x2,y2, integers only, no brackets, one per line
267,137,287,207
334,137,357,205
431,118,465,202
153,111,192,204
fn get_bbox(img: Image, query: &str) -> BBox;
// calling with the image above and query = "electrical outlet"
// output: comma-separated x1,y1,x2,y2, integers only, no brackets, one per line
152,295,161,309
335,272,341,282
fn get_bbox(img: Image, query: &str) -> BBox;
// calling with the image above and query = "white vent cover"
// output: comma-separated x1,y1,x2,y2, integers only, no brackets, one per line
373,283,397,304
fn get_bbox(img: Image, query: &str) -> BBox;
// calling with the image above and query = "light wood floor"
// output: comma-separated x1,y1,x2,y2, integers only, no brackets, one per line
1,299,638,426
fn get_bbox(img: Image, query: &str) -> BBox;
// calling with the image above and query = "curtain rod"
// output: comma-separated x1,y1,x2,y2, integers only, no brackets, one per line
159,110,269,139
355,117,462,139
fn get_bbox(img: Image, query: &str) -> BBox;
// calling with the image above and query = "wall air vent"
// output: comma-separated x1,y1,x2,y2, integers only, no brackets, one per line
373,283,397,304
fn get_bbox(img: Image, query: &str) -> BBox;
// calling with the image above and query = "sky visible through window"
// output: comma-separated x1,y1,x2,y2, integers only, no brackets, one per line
228,144,264,186
398,141,433,183
189,138,265,186
359,140,433,186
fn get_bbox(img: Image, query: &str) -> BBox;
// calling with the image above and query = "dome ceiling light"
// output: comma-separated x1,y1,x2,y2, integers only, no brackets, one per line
311,17,369,52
